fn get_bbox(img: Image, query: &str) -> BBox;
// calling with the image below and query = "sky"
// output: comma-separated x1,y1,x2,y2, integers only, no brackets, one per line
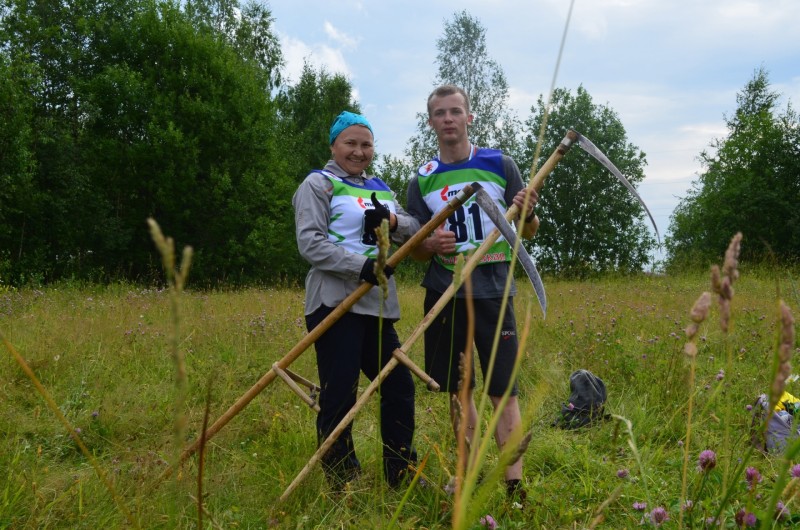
267,0,800,253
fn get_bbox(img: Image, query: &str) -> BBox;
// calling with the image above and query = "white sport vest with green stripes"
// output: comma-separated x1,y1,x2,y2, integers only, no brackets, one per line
416,148,512,271
317,170,397,258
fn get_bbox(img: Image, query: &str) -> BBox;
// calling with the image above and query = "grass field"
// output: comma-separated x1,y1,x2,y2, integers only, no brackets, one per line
2,256,800,528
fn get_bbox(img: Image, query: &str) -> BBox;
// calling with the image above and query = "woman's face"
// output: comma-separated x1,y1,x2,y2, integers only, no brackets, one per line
331,125,374,175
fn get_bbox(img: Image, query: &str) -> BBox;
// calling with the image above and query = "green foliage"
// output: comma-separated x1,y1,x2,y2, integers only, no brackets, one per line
666,68,800,269
522,86,657,277
0,54,36,280
274,62,359,184
375,153,416,210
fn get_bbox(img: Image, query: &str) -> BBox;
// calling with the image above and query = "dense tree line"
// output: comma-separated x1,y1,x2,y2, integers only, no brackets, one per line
1,3,794,287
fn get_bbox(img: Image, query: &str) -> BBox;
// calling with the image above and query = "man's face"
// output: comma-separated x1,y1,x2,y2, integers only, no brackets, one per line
330,125,374,175
428,93,473,146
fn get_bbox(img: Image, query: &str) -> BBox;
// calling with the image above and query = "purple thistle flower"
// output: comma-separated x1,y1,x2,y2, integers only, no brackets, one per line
649,506,669,526
480,514,497,530
74,427,82,434
744,511,757,527
775,501,790,521
633,501,647,511
792,464,800,478
735,509,746,527
745,466,762,488
617,468,629,479
705,516,718,526
567,402,575,410
698,450,716,472
716,369,725,380
91,410,99,419
746,404,753,411
682,499,693,511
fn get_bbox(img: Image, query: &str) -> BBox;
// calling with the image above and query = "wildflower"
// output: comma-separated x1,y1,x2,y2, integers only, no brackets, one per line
791,464,800,478
444,479,456,496
743,512,757,527
682,499,693,511
746,404,753,411
698,450,716,472
716,369,724,381
705,516,718,526
744,467,762,488
479,514,497,529
91,410,99,419
632,501,647,511
617,468,629,479
649,506,669,526
775,501,789,521
567,402,575,410
74,427,82,434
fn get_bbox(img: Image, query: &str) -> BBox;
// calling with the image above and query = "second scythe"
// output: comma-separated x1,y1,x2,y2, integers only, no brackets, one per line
473,128,660,318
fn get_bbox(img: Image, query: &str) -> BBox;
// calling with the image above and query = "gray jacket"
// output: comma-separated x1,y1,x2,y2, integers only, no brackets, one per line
293,160,420,318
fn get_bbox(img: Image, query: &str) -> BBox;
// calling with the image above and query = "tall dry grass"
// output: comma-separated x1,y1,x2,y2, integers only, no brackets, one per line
2,237,799,528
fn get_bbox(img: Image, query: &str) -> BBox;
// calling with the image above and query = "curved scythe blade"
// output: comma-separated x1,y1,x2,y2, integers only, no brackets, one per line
473,187,547,318
571,130,661,243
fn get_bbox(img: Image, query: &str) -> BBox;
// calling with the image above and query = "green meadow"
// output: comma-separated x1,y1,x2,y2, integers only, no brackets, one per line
2,261,799,529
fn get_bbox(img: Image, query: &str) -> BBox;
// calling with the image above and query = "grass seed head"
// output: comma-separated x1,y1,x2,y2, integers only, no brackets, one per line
689,292,712,324
710,265,722,295
375,219,390,298
723,232,742,281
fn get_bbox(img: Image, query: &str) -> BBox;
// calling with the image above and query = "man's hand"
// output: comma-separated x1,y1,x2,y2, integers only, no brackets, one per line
428,224,457,255
513,188,540,239
513,188,539,220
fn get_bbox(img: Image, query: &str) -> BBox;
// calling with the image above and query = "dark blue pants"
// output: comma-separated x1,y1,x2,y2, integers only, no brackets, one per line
306,306,416,486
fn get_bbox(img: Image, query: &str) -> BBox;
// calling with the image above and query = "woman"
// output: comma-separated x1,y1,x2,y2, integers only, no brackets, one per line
292,111,419,488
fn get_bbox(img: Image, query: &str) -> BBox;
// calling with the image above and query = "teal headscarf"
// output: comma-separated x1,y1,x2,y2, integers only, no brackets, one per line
329,111,373,144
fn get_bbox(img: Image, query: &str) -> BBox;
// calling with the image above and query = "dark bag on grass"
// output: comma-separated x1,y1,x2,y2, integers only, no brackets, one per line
553,369,609,429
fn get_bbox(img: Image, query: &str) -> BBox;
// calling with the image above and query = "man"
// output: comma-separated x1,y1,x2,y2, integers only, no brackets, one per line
406,85,538,502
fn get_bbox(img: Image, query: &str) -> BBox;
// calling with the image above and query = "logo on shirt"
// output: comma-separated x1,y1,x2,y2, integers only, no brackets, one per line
357,197,367,209
419,160,439,176
440,185,462,201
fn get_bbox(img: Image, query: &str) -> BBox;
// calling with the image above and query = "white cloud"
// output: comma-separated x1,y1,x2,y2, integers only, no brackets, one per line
323,21,359,50
279,33,352,84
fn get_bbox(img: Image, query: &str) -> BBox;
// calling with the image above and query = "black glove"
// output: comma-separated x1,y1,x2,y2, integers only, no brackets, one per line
359,258,394,286
364,192,391,237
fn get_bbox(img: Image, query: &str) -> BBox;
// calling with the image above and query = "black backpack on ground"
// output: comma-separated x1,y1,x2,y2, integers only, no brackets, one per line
552,369,609,429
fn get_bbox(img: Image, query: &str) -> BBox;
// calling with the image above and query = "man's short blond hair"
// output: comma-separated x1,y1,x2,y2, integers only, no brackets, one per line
427,84,471,116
